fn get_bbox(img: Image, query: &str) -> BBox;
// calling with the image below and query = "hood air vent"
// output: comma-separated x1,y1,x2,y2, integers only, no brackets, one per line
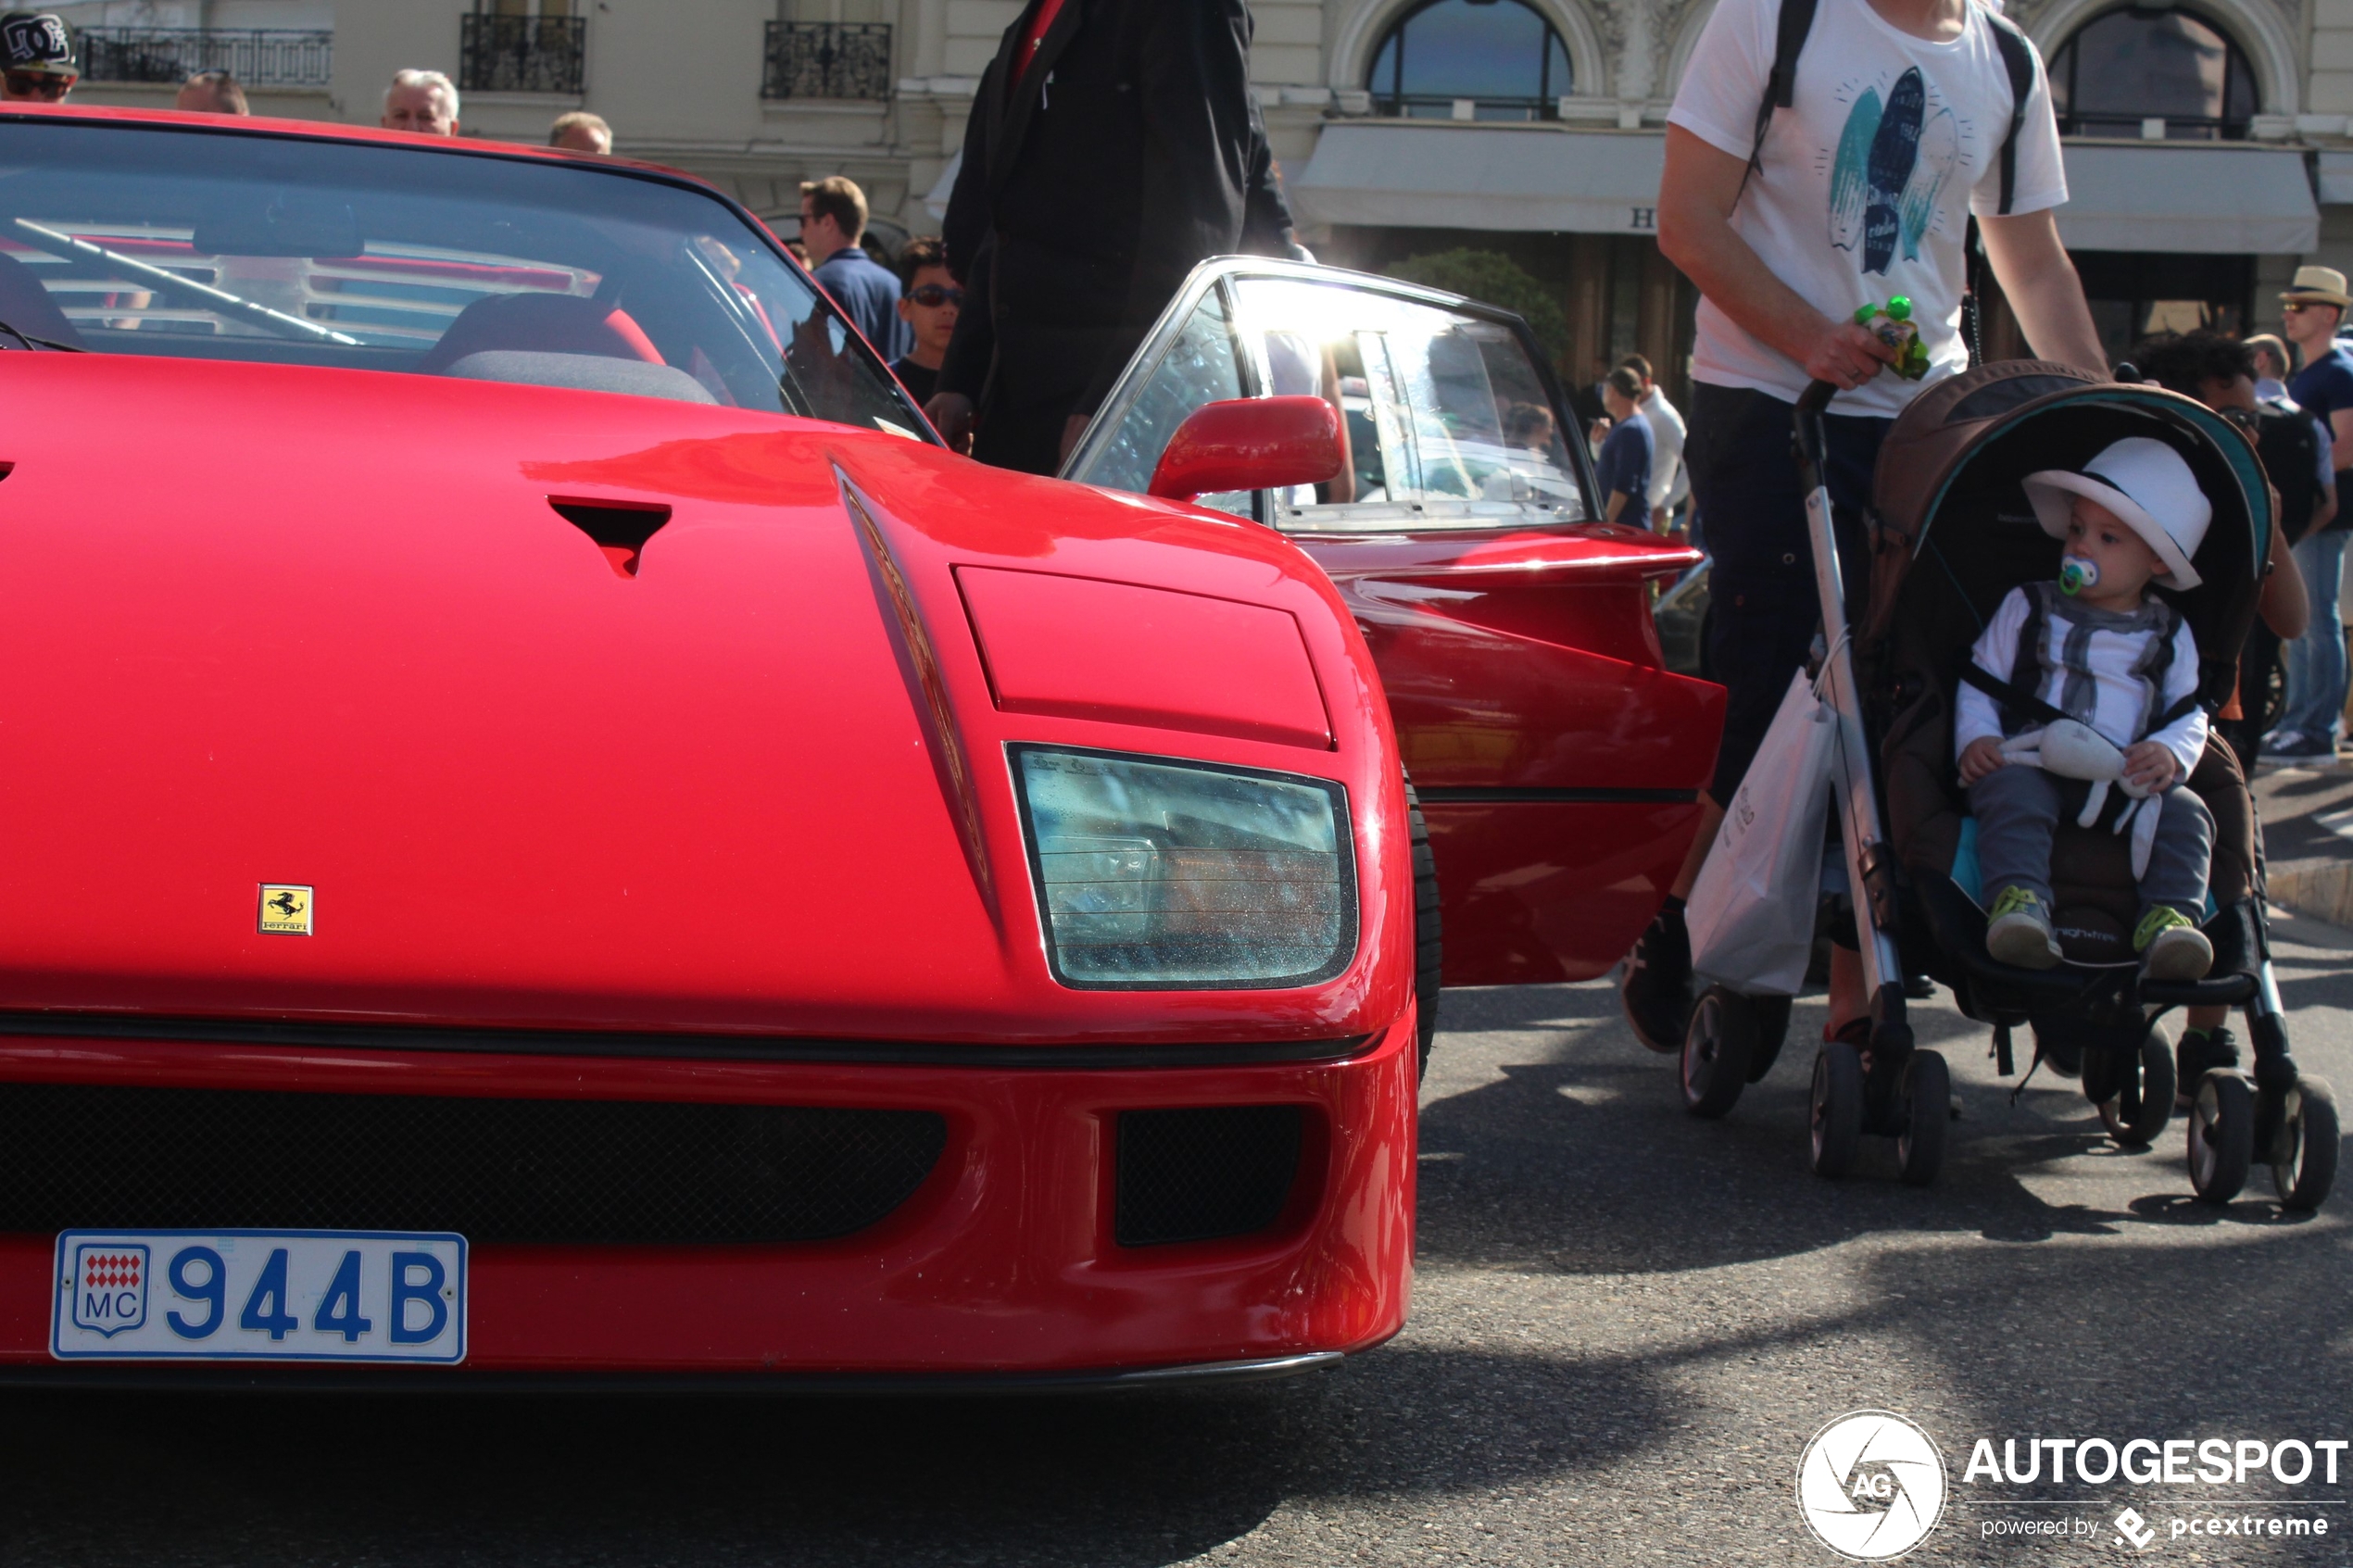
548,496,672,578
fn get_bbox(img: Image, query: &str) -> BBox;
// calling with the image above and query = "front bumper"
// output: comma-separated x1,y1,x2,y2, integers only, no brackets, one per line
0,1014,1417,1377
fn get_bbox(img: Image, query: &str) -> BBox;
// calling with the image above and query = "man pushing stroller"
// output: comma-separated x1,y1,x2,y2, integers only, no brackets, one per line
1957,438,2216,983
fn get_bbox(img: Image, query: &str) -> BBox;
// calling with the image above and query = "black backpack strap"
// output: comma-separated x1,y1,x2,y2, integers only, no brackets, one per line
1736,0,1818,208
1986,11,2035,215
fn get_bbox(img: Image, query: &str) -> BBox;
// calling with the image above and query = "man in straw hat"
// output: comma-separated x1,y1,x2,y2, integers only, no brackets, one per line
2271,265,2353,760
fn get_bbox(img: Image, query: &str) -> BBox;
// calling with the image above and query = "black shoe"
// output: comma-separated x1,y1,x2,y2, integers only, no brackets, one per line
2175,1025,2240,1110
1620,898,1692,1054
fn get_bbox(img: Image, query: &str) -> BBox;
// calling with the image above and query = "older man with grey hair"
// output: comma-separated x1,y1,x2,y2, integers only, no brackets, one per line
382,69,459,135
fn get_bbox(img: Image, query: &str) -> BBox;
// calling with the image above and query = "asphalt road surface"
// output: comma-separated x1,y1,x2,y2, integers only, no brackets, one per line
2,911,2347,1567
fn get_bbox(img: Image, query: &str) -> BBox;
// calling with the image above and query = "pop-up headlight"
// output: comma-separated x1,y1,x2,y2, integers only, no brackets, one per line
1010,746,1355,989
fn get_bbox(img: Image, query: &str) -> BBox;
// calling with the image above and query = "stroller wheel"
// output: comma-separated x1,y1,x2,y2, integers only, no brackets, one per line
1746,996,1793,1084
2096,1024,2176,1149
1895,1048,1950,1186
2268,1076,2338,1212
1809,1042,1864,1178
2187,1070,2255,1204
1680,986,1755,1119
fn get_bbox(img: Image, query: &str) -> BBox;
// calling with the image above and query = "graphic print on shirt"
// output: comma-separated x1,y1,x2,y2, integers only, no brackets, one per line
1824,68,1969,275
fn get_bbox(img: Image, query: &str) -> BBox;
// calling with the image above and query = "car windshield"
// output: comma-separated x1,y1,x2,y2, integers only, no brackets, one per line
0,119,926,438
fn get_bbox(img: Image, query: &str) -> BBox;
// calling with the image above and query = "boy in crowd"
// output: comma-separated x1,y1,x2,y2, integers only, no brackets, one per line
890,236,961,408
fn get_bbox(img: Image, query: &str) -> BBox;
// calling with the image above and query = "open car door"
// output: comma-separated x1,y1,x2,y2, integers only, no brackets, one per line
1063,259,1724,985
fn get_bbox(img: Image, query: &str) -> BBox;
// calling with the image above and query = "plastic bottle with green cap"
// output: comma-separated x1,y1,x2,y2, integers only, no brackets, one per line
1855,296,1931,381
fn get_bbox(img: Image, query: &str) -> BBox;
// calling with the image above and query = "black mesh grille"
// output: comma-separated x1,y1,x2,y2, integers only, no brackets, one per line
0,1084,944,1245
1114,1106,1302,1247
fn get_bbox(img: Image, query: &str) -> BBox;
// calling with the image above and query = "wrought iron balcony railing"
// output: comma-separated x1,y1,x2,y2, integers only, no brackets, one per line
77,28,333,87
458,14,585,96
762,21,891,102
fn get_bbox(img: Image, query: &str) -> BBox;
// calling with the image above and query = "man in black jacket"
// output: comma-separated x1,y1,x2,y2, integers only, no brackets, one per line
925,0,1254,475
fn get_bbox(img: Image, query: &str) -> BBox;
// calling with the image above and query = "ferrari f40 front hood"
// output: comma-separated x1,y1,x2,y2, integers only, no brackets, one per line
0,357,1400,1044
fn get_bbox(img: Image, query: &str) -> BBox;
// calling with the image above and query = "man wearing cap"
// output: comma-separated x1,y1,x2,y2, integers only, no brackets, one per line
0,11,74,101
2273,265,2353,760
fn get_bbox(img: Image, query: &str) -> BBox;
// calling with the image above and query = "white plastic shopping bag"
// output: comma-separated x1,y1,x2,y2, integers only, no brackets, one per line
1684,669,1836,996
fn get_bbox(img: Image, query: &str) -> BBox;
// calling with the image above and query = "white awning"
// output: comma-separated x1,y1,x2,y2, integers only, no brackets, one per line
2319,150,2353,207
1290,122,1664,235
923,151,962,220
2054,144,2317,255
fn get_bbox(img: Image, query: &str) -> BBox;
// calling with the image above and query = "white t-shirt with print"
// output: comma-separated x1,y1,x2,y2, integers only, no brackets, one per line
1667,0,2068,417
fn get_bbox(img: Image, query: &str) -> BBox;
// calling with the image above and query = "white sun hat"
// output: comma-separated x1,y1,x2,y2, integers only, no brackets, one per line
2020,436,2210,591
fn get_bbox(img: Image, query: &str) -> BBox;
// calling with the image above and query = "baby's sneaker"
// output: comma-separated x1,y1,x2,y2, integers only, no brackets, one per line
1985,886,2061,970
2135,907,2213,982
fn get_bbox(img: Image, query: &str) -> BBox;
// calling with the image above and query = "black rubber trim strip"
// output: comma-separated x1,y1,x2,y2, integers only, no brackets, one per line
0,1012,1371,1071
0,1351,1344,1396
1415,786,1700,805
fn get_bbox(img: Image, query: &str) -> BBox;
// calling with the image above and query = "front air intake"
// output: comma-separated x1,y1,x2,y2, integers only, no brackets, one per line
1114,1105,1302,1247
0,1084,943,1244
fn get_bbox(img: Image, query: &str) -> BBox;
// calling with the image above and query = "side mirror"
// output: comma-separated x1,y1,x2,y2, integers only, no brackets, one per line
1147,395,1342,502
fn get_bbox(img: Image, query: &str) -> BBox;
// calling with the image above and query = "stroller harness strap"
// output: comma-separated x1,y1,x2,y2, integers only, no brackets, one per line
1738,0,2038,215
1960,582,2203,746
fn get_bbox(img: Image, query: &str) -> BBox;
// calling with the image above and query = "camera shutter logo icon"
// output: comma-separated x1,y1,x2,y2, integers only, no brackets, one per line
1795,1410,1948,1560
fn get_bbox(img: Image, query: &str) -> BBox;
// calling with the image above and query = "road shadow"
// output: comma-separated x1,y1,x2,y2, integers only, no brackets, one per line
1416,972,2349,1275
0,1340,1680,1568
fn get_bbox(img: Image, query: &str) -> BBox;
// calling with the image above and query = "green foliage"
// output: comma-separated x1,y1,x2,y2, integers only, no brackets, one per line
1386,248,1570,365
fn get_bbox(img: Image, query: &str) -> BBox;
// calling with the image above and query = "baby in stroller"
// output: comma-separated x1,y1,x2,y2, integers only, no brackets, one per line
1954,437,2216,983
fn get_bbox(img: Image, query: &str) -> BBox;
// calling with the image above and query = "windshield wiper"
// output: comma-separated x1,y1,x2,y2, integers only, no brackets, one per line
6,218,360,346
0,317,80,352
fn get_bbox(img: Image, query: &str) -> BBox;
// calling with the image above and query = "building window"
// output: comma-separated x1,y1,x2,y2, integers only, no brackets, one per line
459,0,585,95
2047,6,2257,141
1366,0,1571,122
762,21,892,100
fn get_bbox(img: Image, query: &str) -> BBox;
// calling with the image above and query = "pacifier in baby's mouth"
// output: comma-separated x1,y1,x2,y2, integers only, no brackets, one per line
2059,555,2101,596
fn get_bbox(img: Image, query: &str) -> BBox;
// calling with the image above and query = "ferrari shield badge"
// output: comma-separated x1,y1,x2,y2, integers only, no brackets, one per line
258,884,313,935
68,1242,148,1337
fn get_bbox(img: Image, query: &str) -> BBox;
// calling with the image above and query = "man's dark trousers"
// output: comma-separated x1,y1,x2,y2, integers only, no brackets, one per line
1684,382,1890,804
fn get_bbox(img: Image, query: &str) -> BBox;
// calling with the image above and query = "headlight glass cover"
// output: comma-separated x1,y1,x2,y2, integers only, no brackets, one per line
1010,746,1356,988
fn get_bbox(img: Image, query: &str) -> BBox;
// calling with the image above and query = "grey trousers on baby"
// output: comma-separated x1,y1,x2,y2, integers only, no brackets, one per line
1968,763,2214,919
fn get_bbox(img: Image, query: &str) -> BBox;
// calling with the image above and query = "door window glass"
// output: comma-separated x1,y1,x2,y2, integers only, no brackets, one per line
1228,277,1588,532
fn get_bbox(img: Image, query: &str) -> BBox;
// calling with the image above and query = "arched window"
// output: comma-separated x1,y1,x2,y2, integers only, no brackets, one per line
2047,7,2257,140
1367,0,1572,122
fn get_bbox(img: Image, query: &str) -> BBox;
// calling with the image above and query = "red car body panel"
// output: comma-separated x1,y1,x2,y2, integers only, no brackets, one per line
0,107,1721,1382
0,1022,1416,1371
1296,532,1721,986
0,353,1409,1043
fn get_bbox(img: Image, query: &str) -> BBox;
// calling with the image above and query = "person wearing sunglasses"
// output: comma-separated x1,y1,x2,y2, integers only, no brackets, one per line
890,235,961,409
0,11,76,102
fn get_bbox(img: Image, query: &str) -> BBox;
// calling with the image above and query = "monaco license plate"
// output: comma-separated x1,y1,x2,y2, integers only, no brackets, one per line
51,1230,466,1363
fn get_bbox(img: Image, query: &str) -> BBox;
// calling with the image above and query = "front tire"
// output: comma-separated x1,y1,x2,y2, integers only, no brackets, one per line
1405,779,1441,1082
2268,1076,2337,1212
1895,1049,1950,1186
1680,986,1756,1119
2096,1023,2176,1148
1809,1043,1864,1178
2187,1070,2254,1204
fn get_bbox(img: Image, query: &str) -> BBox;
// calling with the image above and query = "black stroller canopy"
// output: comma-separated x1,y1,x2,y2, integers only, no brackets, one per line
1867,360,2271,714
